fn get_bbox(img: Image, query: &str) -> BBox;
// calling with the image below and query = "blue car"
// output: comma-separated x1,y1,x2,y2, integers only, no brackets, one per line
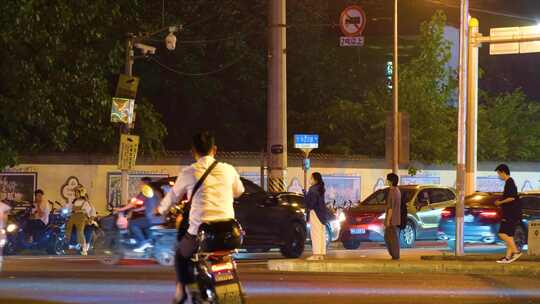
437,192,540,250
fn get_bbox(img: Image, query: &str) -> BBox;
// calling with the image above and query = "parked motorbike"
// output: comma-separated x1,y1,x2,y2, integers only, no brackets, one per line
2,200,66,255
186,219,245,304
94,212,177,266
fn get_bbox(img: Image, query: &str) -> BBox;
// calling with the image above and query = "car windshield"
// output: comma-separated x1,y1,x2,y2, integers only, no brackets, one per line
361,188,415,206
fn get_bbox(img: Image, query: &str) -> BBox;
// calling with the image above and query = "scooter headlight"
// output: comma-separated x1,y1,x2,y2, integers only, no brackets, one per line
6,223,17,233
337,211,346,222
61,208,70,215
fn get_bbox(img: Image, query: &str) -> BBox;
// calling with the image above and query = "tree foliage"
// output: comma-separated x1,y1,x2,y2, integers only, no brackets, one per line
398,10,457,163
478,89,540,161
0,0,166,169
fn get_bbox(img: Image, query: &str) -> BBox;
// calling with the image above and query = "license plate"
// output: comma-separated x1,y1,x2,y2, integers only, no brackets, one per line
464,215,475,223
215,283,242,304
351,228,366,235
215,272,234,283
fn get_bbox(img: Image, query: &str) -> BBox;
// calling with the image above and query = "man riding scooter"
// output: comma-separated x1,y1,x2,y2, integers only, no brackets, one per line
64,185,96,255
115,177,161,253
155,131,245,304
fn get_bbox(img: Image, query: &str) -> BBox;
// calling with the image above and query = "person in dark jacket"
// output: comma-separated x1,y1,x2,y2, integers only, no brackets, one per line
305,172,328,261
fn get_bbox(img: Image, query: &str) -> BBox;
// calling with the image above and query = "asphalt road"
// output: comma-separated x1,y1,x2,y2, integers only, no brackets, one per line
1,244,539,304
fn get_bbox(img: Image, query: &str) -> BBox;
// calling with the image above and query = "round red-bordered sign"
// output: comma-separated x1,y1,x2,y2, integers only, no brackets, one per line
339,5,367,37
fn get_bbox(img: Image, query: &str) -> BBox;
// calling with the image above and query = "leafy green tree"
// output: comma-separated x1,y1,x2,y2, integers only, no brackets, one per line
397,10,457,163
478,89,540,161
0,0,166,169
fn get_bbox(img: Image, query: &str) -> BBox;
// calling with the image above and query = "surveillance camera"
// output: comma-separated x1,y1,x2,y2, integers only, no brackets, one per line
134,43,156,55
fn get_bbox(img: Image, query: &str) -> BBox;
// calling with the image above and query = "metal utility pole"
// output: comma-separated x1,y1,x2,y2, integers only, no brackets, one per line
120,34,135,207
455,0,469,256
267,0,288,193
465,18,479,196
392,0,399,174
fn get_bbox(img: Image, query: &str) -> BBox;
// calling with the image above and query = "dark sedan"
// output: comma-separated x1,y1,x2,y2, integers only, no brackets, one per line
437,192,540,250
156,177,307,258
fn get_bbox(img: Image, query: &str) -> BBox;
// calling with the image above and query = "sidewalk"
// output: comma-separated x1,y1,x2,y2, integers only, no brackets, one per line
267,248,540,276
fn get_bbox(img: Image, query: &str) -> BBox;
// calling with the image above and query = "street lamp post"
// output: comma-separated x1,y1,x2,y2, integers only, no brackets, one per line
392,0,399,174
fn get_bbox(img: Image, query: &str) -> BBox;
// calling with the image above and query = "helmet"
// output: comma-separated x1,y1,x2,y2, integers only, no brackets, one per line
74,185,87,199
141,184,154,198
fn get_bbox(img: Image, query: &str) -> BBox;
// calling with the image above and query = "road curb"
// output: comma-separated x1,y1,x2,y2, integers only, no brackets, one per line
267,258,540,276
421,254,540,262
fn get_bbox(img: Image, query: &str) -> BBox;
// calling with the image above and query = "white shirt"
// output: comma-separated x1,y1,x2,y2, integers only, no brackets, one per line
32,200,50,225
65,198,96,218
158,156,245,235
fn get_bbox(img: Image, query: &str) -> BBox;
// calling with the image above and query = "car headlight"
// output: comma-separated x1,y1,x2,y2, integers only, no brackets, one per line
61,208,70,215
378,213,386,220
337,211,346,222
6,223,17,233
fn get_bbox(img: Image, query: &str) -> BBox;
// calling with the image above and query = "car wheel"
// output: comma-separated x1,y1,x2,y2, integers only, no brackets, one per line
155,250,175,266
47,235,65,255
514,225,527,251
2,240,17,256
399,222,416,248
280,222,306,258
342,239,361,250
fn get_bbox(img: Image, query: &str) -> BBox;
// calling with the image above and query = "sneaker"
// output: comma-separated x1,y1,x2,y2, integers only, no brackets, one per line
133,242,153,253
496,257,511,264
306,255,324,261
508,252,522,263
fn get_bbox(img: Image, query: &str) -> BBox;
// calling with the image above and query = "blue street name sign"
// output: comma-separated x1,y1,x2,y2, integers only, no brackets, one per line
294,134,319,149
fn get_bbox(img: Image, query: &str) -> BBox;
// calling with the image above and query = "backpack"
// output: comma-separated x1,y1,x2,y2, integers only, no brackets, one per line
399,198,408,230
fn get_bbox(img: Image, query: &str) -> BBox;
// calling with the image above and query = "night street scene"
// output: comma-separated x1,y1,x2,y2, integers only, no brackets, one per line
2,0,540,303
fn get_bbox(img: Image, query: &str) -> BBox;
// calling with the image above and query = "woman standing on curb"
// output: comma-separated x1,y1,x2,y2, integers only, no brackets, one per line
305,172,329,261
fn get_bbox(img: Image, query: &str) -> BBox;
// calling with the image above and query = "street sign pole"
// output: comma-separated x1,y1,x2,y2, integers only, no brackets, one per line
302,149,312,190
120,34,135,208
455,0,469,257
466,18,480,196
294,134,319,190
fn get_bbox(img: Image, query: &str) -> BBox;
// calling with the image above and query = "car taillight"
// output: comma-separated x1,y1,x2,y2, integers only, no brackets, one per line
441,208,454,219
479,209,499,219
211,262,234,273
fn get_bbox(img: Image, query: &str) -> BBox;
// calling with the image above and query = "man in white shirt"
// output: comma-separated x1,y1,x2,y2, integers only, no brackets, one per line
25,189,50,242
156,131,244,304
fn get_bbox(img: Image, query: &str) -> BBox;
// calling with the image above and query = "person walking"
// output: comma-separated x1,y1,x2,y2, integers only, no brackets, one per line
384,173,401,260
494,164,523,264
305,172,329,261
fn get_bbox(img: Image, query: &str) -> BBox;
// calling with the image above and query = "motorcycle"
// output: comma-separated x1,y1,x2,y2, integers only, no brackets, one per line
94,212,177,266
186,219,245,304
2,200,66,255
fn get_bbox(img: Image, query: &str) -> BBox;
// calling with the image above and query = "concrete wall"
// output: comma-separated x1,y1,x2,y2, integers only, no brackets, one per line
2,153,540,215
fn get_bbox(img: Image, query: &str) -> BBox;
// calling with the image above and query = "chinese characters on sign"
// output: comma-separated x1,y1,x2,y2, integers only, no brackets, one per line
118,134,139,170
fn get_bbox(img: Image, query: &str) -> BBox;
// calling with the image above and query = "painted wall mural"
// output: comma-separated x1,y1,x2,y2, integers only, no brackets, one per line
323,175,361,205
106,173,168,211
0,172,37,202
60,176,83,204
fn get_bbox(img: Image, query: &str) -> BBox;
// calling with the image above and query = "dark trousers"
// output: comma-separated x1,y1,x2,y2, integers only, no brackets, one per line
384,225,400,260
128,216,152,244
25,220,46,240
175,233,198,284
